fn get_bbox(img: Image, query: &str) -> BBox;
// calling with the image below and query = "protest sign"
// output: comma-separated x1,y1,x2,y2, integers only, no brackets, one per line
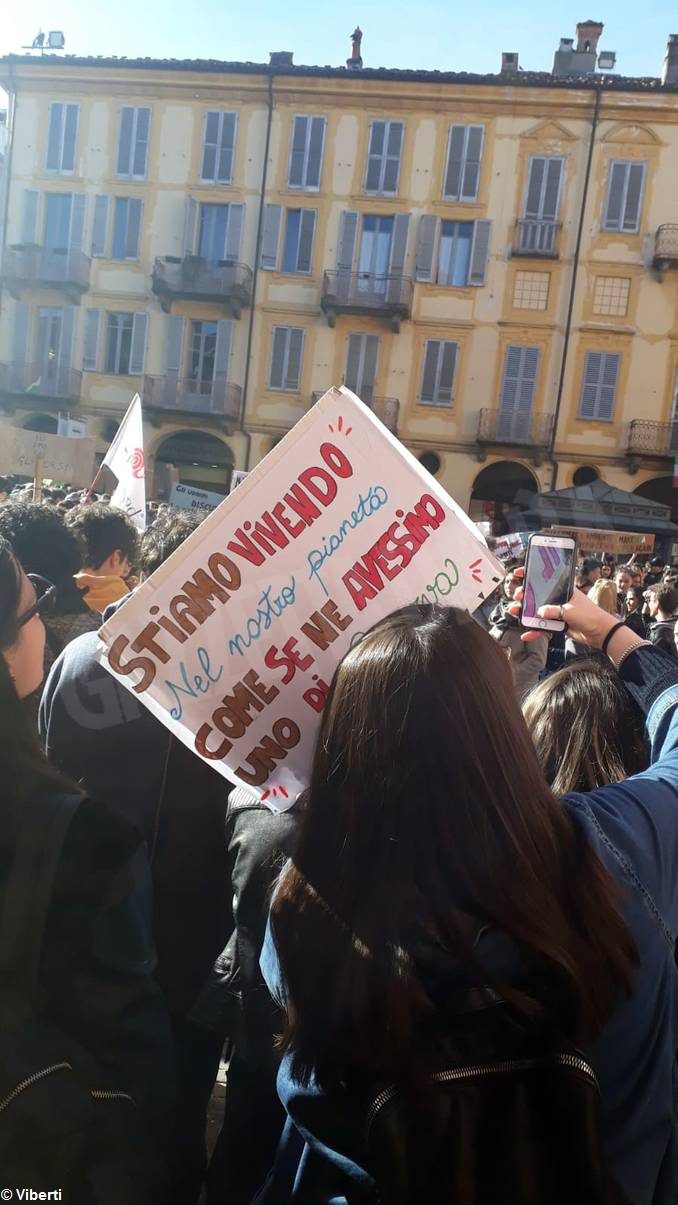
170,482,224,512
548,526,655,556
0,426,95,487
229,469,249,493
98,388,503,808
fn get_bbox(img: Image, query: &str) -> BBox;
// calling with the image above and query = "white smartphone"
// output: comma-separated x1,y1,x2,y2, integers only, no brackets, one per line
521,534,577,632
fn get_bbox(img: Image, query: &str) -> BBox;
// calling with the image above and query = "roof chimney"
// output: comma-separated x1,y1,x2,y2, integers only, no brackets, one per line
269,50,294,67
347,26,363,70
575,19,603,54
500,51,519,73
663,34,678,85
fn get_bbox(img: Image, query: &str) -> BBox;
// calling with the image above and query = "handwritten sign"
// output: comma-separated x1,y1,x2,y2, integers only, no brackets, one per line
98,389,502,808
0,427,96,487
548,526,655,556
169,482,224,512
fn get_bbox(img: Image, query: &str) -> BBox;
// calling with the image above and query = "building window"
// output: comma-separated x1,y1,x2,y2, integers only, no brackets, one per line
104,312,147,375
578,351,620,420
269,326,305,391
197,203,243,262
344,333,380,404
201,111,237,184
442,124,484,202
592,276,630,317
116,106,151,179
497,346,540,440
364,121,404,196
46,103,79,173
415,216,490,286
281,209,317,274
603,161,646,233
419,340,458,407
288,116,326,190
438,221,474,286
513,271,550,310
187,321,217,391
112,198,143,260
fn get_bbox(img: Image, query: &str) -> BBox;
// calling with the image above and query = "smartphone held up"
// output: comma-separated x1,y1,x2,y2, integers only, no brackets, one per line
521,534,577,633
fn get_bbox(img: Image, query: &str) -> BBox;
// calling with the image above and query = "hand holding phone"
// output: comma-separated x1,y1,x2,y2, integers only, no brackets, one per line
521,534,577,633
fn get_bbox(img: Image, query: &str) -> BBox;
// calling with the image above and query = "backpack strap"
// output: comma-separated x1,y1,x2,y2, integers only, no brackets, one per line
0,793,81,1026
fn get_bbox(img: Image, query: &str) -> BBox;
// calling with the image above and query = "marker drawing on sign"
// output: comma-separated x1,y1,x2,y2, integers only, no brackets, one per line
306,484,389,596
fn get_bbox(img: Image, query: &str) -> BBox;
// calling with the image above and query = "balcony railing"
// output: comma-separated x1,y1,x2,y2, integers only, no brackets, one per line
627,419,678,458
143,374,242,422
2,244,91,295
311,390,399,433
513,220,561,259
152,256,252,316
653,225,678,277
2,361,82,402
477,408,554,447
320,271,413,331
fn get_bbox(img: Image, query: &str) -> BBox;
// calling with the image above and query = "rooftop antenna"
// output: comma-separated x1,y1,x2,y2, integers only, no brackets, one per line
22,30,66,55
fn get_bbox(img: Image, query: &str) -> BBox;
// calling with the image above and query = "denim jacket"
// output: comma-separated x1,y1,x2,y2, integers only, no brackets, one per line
257,646,678,1205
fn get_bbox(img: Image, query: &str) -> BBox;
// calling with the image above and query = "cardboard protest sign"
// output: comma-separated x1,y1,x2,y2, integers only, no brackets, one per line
170,482,224,512
98,388,503,808
0,426,95,487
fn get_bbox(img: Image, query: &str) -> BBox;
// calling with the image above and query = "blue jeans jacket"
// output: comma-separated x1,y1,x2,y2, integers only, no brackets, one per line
257,647,678,1205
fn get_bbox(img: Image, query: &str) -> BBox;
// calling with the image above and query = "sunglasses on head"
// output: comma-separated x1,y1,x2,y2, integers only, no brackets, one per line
18,574,58,628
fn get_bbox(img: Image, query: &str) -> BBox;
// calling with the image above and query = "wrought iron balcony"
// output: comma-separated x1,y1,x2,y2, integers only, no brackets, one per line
320,271,412,332
142,374,242,423
653,225,678,278
311,390,399,433
2,244,91,299
2,361,82,403
152,256,252,317
477,408,554,459
513,220,561,259
627,419,678,459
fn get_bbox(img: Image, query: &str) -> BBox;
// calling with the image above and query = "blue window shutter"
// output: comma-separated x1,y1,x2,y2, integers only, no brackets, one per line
12,302,30,377
469,220,491,286
443,125,466,200
112,198,127,259
336,211,358,271
623,163,646,233
306,117,326,189
604,162,627,231
129,313,148,375
69,193,87,253
21,190,39,244
214,320,232,383
460,125,484,201
579,352,602,418
285,329,304,390
46,104,63,171
389,213,410,275
420,341,440,402
183,197,198,257
91,195,109,257
225,204,244,263
269,327,288,388
125,198,143,259
58,306,75,380
82,309,101,371
260,204,283,270
415,215,437,282
438,341,458,405
165,314,184,374
598,353,620,419
288,116,308,188
117,107,134,175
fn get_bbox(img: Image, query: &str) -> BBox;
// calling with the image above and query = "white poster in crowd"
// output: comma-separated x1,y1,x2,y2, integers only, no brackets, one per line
170,482,224,512
101,394,146,531
229,469,249,493
57,415,88,439
99,388,503,808
0,426,95,487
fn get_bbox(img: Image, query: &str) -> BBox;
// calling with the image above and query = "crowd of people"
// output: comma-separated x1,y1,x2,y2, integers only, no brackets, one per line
1,483,677,1204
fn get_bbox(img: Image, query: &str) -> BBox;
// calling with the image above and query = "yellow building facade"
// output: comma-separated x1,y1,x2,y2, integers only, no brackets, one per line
2,48,678,526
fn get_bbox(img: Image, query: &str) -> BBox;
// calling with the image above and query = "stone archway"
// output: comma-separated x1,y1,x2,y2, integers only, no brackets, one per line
154,430,234,498
470,460,539,535
633,475,678,524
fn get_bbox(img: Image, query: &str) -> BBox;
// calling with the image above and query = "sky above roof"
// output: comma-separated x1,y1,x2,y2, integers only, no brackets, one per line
0,0,675,81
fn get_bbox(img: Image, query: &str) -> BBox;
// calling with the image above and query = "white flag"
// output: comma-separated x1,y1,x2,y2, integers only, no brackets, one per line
102,394,146,531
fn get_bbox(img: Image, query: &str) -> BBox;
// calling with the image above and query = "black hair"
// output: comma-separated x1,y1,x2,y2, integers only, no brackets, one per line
139,508,206,578
581,558,602,574
0,501,86,615
65,503,139,571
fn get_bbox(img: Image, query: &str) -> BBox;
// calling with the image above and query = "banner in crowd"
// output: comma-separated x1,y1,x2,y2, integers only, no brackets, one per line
101,394,146,531
98,388,503,807
169,482,224,512
548,526,655,556
0,426,95,487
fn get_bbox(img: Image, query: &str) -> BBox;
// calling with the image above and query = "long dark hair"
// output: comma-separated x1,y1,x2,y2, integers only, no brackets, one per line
0,537,75,807
271,605,637,1086
523,660,648,795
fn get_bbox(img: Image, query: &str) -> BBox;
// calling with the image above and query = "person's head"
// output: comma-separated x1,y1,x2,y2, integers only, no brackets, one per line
581,558,602,586
0,501,86,614
0,536,55,699
574,572,591,595
66,503,139,577
600,560,614,579
625,586,644,614
502,571,519,600
523,660,648,797
649,557,664,576
587,578,617,615
271,605,636,1085
630,569,642,588
138,509,205,579
615,566,632,593
649,583,678,620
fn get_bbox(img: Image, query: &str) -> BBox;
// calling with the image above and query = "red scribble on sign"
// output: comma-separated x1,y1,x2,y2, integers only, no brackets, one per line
128,448,145,478
261,785,290,803
328,416,352,436
469,558,483,583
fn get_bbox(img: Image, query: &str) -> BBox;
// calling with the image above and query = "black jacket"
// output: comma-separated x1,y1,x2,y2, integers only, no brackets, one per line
649,618,677,658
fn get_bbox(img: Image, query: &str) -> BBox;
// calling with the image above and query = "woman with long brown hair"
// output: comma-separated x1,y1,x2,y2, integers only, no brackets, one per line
256,589,678,1205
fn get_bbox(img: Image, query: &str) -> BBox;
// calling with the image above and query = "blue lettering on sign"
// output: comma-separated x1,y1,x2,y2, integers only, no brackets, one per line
306,484,389,596
228,576,297,657
164,646,223,721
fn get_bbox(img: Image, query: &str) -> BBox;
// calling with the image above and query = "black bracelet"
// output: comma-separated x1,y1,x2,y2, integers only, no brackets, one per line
602,621,626,657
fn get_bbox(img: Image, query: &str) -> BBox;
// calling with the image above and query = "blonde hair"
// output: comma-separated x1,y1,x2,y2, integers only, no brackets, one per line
588,578,618,615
